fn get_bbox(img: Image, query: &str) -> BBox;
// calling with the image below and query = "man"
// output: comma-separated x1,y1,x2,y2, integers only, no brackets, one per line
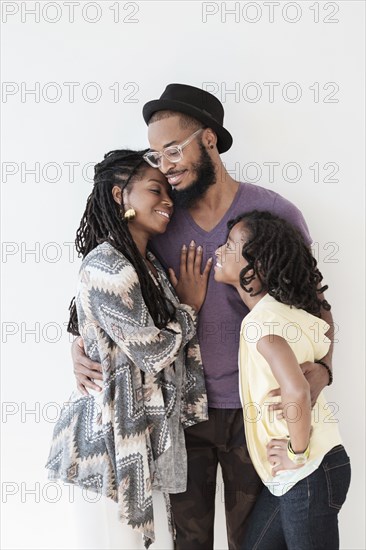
72,84,334,549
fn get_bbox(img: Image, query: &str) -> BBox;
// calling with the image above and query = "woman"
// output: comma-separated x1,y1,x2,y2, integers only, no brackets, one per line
45,150,211,549
214,210,351,550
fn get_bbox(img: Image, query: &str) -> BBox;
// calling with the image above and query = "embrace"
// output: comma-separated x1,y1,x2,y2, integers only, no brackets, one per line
45,84,350,550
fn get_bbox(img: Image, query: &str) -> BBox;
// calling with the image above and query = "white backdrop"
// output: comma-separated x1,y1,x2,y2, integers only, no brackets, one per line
1,1,365,549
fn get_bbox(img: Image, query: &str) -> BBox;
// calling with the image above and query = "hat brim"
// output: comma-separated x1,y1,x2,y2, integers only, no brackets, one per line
143,99,233,154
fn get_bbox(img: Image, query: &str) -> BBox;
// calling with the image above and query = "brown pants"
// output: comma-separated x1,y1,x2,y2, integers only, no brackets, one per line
170,408,262,550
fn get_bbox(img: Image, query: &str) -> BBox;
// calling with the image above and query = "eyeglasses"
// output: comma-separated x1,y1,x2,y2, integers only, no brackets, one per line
143,128,204,168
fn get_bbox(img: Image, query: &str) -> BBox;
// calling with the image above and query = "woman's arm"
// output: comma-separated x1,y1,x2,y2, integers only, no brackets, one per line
73,244,211,394
257,335,312,453
78,258,197,375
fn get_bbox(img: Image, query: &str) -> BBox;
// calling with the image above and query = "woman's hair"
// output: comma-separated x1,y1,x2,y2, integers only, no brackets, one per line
67,149,175,335
226,210,331,316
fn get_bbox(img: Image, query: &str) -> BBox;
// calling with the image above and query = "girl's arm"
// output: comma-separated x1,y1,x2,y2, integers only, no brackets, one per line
257,335,312,453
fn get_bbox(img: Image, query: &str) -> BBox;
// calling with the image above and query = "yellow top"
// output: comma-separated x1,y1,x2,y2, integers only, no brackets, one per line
239,294,343,496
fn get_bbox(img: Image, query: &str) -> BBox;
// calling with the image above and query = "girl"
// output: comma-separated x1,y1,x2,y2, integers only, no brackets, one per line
214,210,351,550
45,150,211,549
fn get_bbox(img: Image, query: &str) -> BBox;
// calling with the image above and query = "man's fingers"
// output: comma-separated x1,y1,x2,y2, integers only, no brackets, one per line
77,382,89,396
74,361,103,380
82,357,103,373
74,341,102,372
78,375,103,392
76,336,85,350
74,364,103,380
299,361,314,374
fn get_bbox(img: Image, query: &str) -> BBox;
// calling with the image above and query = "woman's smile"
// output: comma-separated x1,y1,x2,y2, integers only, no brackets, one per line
154,209,171,221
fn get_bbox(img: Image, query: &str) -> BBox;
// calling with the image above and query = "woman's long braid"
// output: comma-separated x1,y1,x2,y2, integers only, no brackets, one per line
67,149,175,336
227,210,331,315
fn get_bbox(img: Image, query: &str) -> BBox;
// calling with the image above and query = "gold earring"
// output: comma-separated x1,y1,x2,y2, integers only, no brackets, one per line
123,208,136,221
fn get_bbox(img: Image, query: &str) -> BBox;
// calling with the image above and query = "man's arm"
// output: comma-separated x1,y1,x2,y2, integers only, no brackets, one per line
299,289,334,405
268,288,334,413
317,289,334,365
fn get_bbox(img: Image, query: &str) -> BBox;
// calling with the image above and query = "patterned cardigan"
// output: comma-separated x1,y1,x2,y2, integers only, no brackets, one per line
45,242,208,548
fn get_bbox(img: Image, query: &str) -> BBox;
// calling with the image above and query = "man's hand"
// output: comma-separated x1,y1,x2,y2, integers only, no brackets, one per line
72,336,103,396
267,360,330,416
299,361,330,406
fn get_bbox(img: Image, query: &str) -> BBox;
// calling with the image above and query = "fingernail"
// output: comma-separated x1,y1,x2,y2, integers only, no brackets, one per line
208,257,213,262
197,245,202,252
190,240,195,247
182,244,187,250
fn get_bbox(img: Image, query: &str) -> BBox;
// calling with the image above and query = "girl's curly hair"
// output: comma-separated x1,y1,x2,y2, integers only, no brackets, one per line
227,210,331,316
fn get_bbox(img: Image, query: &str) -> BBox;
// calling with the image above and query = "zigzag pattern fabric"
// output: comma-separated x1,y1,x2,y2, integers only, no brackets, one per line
45,242,208,548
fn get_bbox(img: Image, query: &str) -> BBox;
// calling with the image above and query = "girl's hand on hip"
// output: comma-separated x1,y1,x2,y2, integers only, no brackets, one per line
267,438,304,475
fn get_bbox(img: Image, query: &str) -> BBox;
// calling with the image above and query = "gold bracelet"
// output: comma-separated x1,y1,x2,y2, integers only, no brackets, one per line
287,440,310,465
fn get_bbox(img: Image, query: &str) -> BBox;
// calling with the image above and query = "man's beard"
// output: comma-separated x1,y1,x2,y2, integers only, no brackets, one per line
171,142,216,209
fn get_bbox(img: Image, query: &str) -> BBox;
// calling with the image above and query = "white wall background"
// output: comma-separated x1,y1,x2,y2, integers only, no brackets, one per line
1,1,365,549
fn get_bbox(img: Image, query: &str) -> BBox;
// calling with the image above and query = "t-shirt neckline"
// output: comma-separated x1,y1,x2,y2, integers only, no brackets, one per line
180,183,244,236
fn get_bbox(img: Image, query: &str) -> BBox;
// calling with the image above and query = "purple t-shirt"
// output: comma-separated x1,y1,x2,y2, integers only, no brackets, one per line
150,182,312,408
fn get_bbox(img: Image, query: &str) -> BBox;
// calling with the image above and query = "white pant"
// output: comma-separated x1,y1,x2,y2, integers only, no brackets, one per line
73,486,174,550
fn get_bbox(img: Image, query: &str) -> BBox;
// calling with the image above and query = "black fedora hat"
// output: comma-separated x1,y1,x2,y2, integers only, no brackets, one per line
142,83,233,154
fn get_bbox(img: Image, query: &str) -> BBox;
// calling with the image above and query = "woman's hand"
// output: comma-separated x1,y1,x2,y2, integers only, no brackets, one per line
267,438,306,475
71,336,103,395
168,240,213,313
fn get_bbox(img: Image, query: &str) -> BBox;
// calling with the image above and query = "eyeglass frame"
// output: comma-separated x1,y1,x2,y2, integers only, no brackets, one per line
143,128,204,168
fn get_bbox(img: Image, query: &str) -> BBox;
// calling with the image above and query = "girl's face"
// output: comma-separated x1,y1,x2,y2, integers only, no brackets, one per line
214,222,258,291
120,166,174,237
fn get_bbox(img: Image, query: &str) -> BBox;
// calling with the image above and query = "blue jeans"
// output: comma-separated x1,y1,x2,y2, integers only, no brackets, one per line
242,444,351,550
